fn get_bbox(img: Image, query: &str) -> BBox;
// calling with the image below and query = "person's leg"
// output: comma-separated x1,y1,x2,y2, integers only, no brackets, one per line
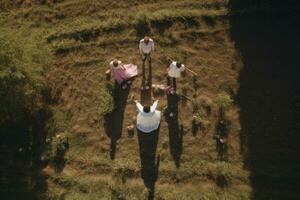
142,53,147,70
148,54,152,65
142,54,146,86
167,76,171,86
173,78,176,92
148,54,152,86
169,77,173,89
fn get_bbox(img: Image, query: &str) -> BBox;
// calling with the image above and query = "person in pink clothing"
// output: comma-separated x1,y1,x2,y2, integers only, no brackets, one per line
109,59,138,88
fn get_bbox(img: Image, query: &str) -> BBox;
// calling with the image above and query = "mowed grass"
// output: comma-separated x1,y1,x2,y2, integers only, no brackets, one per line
1,0,254,199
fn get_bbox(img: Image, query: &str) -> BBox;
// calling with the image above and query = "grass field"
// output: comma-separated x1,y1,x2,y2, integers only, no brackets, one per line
1,0,300,199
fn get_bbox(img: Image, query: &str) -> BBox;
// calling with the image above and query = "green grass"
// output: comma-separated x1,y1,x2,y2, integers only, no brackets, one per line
0,23,53,123
46,8,227,42
47,170,249,200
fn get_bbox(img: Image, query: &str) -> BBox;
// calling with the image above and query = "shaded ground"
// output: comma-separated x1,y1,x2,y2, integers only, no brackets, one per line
166,94,183,168
104,83,131,160
0,118,49,200
229,1,300,199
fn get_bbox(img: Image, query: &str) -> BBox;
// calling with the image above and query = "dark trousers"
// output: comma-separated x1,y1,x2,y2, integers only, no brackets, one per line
167,76,177,91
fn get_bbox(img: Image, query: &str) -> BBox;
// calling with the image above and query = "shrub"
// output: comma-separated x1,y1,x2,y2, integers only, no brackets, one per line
46,108,71,159
216,93,233,109
97,84,115,116
192,111,210,129
0,29,52,123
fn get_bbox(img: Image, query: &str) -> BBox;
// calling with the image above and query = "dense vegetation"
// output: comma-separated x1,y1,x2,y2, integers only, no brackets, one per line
0,35,51,123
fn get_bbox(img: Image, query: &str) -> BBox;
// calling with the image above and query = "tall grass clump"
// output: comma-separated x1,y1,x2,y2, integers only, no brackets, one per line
216,93,233,108
47,17,124,42
192,109,210,135
46,108,71,159
0,29,52,124
97,84,115,116
132,9,212,34
216,93,233,118
133,12,151,36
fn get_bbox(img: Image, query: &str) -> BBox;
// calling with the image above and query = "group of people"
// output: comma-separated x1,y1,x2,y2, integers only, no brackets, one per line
109,36,186,133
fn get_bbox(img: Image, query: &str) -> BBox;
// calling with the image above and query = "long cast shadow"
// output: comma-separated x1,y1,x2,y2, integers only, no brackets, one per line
137,128,160,200
229,1,300,199
141,56,152,106
214,119,229,161
137,56,160,200
166,94,183,168
104,82,131,160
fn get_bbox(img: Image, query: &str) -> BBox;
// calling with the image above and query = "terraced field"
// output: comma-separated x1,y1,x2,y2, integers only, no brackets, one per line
1,0,300,199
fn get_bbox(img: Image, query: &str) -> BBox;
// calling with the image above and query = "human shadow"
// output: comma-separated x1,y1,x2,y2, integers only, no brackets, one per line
216,174,229,188
0,110,49,200
137,55,160,200
135,24,151,39
166,94,183,168
214,119,229,161
151,20,173,35
53,137,69,173
167,76,177,92
137,128,160,200
104,82,131,160
141,56,152,105
229,1,300,199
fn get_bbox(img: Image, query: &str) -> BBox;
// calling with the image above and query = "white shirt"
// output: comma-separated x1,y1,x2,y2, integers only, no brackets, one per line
136,100,161,133
168,61,185,78
109,60,122,68
139,38,155,54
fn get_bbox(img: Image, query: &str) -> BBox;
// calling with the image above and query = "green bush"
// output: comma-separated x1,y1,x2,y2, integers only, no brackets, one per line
45,108,71,158
97,84,115,116
216,93,233,109
192,111,210,129
0,31,52,123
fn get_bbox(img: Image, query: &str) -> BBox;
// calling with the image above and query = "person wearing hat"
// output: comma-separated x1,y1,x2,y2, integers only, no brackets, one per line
139,36,155,65
167,58,185,92
109,59,138,88
135,100,161,133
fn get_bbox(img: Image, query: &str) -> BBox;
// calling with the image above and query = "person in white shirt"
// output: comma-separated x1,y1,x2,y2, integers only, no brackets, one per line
135,100,161,133
139,36,155,64
167,59,185,92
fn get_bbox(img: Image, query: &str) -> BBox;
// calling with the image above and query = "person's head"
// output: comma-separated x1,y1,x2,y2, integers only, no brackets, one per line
144,36,150,44
143,105,150,113
176,62,183,68
112,59,119,68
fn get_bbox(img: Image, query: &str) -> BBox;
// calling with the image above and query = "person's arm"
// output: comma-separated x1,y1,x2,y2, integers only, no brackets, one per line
181,64,185,72
109,61,114,68
139,41,143,54
151,40,155,52
120,64,126,70
166,57,171,69
135,100,143,112
151,100,159,112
